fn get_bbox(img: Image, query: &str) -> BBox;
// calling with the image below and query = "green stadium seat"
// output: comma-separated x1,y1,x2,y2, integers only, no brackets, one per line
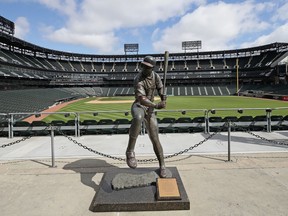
0,121,8,137
190,117,205,133
270,115,283,131
250,115,267,131
235,116,253,131
279,115,288,130
159,118,177,134
97,119,115,134
31,121,49,136
175,117,193,133
80,120,98,135
221,116,238,131
209,116,224,132
13,121,32,136
114,119,130,134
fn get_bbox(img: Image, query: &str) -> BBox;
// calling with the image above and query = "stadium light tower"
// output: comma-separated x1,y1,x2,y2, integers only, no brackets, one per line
124,43,139,55
182,40,202,54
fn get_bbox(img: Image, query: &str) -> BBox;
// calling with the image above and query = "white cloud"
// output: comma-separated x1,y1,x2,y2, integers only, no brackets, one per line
37,0,206,53
153,1,272,52
44,27,119,53
241,23,288,48
14,17,30,39
272,2,288,21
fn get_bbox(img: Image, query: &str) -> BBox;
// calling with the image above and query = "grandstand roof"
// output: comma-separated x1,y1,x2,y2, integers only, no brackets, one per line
1,31,288,61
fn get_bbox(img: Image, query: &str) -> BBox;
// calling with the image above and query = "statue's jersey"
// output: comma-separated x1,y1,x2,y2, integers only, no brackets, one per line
133,71,163,103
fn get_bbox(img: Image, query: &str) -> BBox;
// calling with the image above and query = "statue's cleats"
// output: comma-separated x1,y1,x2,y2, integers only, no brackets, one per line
159,167,167,178
126,151,137,169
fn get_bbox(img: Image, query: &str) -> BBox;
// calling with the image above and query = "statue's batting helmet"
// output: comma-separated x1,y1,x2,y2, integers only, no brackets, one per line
141,56,156,68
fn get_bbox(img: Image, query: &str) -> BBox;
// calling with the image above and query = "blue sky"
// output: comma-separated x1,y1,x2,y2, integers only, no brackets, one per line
1,0,288,55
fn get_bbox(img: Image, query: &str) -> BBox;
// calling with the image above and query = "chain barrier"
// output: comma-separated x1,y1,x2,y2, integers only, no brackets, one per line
0,125,51,149
231,122,288,146
57,123,227,163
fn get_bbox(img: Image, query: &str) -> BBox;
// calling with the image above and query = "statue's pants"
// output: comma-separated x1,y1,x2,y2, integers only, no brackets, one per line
126,103,165,167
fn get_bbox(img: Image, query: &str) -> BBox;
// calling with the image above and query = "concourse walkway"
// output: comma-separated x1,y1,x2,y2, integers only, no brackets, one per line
0,131,288,215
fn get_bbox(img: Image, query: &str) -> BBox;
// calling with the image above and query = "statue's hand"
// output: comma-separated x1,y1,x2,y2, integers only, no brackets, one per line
154,101,166,109
160,94,167,101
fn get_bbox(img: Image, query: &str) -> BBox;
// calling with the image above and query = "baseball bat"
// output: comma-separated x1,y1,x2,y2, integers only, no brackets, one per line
163,51,169,96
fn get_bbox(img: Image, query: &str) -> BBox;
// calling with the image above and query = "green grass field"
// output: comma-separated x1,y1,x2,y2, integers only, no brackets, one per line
43,96,288,122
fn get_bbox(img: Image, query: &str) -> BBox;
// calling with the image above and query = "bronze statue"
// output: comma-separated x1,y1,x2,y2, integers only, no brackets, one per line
126,56,167,178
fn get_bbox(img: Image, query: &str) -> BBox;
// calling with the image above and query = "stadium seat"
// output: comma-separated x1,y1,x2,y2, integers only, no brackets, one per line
159,118,177,134
13,121,32,136
0,121,8,137
235,116,253,131
175,117,193,133
80,120,97,135
222,116,238,122
160,118,176,123
64,120,77,135
114,119,130,134
81,120,97,125
279,115,288,130
50,120,66,135
250,115,267,131
208,116,223,132
176,117,192,123
31,121,49,136
66,120,76,126
190,116,205,133
50,120,66,126
97,119,115,134
270,115,283,131
222,116,239,131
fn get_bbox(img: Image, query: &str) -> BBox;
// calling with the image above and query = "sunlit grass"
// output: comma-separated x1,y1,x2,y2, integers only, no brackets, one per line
43,96,288,122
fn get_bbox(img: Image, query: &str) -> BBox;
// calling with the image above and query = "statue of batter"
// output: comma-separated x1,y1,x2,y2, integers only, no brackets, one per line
126,56,167,178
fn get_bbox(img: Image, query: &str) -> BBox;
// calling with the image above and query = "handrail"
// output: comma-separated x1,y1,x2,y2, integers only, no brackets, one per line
0,107,288,138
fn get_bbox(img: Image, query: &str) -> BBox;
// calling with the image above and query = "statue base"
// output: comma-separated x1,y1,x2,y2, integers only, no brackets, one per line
89,167,190,212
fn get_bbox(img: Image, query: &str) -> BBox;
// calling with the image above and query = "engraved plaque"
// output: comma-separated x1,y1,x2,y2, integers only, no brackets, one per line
156,178,181,200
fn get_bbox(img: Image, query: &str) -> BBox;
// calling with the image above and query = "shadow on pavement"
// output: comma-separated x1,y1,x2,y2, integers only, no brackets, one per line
63,158,116,192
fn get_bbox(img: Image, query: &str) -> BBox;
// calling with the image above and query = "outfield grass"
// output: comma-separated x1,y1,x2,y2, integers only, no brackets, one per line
43,96,288,122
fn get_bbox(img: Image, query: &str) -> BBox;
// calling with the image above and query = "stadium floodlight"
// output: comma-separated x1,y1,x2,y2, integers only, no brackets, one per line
182,40,202,52
124,43,139,55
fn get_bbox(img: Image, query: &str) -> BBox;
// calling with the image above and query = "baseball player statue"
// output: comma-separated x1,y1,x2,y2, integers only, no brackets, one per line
125,56,167,178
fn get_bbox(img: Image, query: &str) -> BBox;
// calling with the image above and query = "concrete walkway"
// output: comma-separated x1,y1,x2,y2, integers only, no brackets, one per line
0,131,288,215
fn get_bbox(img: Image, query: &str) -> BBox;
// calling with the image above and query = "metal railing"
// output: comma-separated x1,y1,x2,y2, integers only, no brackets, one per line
2,120,288,168
0,107,288,139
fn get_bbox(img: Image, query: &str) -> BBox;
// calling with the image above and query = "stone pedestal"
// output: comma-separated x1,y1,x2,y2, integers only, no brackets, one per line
89,167,190,212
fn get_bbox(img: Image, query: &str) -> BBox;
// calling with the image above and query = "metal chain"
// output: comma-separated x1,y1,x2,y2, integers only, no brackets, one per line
231,122,288,146
58,123,226,163
0,125,51,148
1,135,32,148
57,129,126,161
